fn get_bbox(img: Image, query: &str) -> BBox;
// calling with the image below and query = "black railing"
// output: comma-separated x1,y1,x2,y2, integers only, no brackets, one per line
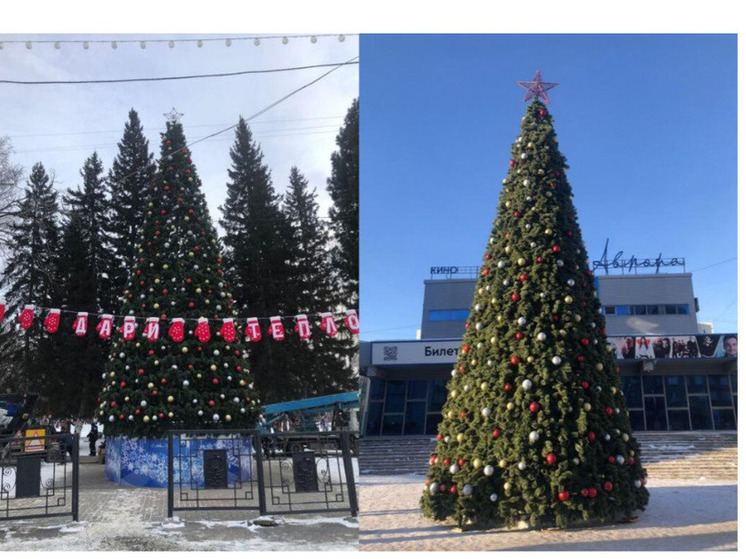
167,430,358,518
0,432,79,522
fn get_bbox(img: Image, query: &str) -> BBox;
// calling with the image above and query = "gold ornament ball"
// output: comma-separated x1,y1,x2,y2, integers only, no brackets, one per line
473,458,482,469
518,257,526,266
153,303,160,309
196,373,202,379
154,360,160,366
181,347,189,354
457,433,465,443
168,412,174,418
110,371,116,377
143,416,150,423
527,356,534,363
154,278,161,284
196,288,202,294
499,459,507,468
596,363,604,371
451,390,458,398
480,382,488,392
163,264,169,270
147,382,154,389
225,415,232,422
447,411,455,419
210,364,217,372
507,402,515,411
470,359,477,366
583,403,592,411
564,296,573,304
167,396,174,403
545,228,552,235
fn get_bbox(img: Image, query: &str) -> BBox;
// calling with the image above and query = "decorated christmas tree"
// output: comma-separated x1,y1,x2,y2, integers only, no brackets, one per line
97,111,262,438
420,73,649,529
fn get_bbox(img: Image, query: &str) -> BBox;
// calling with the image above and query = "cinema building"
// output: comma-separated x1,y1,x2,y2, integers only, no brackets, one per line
360,261,737,437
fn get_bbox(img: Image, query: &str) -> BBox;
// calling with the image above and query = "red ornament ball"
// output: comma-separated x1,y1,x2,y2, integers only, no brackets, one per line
608,456,616,464
511,292,520,302
580,488,589,498
536,256,544,263
588,487,598,498
539,109,546,117
587,431,596,442
492,428,501,438
513,211,520,218
110,401,117,408
604,481,613,493
545,453,557,465
558,491,570,502
577,356,584,363
509,159,515,167
515,332,523,340
504,383,512,392
510,356,520,366
519,273,528,282
208,400,215,407
552,245,561,253
450,485,458,495
581,338,590,346
529,401,540,413
605,407,613,416
437,434,444,441
457,458,465,466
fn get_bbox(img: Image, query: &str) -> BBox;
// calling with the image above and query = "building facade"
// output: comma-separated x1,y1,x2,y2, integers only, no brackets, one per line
360,269,737,436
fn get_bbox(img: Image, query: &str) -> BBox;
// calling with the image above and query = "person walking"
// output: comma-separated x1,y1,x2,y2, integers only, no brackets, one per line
87,421,99,457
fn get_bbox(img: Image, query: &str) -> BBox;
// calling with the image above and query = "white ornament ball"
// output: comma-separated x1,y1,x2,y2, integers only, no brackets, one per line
634,480,642,488
108,415,115,422
552,356,562,365
429,482,439,495
484,465,495,476
444,436,451,443
567,279,575,286
529,431,540,443
521,379,533,390
604,434,611,441
517,316,527,326
490,493,498,502
212,414,220,421
573,458,580,465
557,259,564,267
497,260,505,268
481,407,491,417
518,461,527,470
616,455,625,465
449,464,460,474
537,332,547,341
463,484,473,496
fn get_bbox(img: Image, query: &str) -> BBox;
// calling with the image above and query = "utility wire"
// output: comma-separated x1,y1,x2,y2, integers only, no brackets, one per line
0,61,359,86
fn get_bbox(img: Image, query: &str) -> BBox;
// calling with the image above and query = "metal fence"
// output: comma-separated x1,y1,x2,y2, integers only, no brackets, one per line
0,432,79,522
167,430,358,518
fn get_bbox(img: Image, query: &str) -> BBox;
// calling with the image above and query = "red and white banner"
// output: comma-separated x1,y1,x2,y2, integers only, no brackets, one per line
245,317,261,342
97,315,114,339
19,305,35,330
122,317,137,341
73,312,88,336
44,309,61,334
295,314,311,340
320,312,339,337
168,318,185,342
269,316,285,341
145,317,160,342
195,317,211,342
220,319,237,343
3,304,359,343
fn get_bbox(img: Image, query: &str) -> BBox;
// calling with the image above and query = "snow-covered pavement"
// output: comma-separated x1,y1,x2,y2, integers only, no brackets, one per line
359,473,737,551
0,461,358,551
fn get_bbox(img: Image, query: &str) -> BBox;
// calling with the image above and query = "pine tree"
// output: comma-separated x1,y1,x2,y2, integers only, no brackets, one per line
0,163,61,395
108,109,157,304
51,211,107,417
326,98,359,310
96,117,262,437
218,118,294,403
64,152,117,313
282,167,356,398
420,97,649,529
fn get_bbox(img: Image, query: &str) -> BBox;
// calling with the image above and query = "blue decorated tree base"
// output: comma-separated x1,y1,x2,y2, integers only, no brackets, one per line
105,435,253,488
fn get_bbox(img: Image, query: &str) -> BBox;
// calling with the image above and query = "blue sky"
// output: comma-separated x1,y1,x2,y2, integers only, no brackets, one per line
360,34,738,340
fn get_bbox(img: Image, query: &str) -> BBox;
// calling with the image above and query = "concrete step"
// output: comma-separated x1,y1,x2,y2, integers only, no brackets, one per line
358,432,738,479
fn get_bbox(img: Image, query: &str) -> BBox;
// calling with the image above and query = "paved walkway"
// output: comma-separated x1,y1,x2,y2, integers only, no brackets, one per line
0,459,358,551
359,474,737,552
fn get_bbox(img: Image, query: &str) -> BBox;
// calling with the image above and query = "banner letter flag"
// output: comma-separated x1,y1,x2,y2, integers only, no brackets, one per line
0,300,5,324
195,317,211,342
295,314,311,340
145,317,160,342
320,312,339,337
245,317,261,342
344,310,360,334
18,305,35,330
269,316,285,341
97,315,113,339
73,312,88,336
168,318,185,342
220,319,236,343
122,317,137,341
43,309,61,333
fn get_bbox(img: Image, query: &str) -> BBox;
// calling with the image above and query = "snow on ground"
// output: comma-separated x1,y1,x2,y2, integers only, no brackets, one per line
359,473,737,552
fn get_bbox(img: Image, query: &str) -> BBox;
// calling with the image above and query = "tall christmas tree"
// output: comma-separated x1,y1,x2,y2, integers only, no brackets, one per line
420,73,649,529
97,112,262,438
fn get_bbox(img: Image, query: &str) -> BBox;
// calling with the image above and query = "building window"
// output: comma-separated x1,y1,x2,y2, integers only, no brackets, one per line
616,305,630,316
604,306,616,315
428,309,470,322
677,304,690,315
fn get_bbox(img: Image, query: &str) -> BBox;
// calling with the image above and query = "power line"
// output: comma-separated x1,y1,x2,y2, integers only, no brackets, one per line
689,257,737,273
0,61,359,86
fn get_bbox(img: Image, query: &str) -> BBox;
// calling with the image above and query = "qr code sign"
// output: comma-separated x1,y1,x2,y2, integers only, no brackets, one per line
383,346,398,361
